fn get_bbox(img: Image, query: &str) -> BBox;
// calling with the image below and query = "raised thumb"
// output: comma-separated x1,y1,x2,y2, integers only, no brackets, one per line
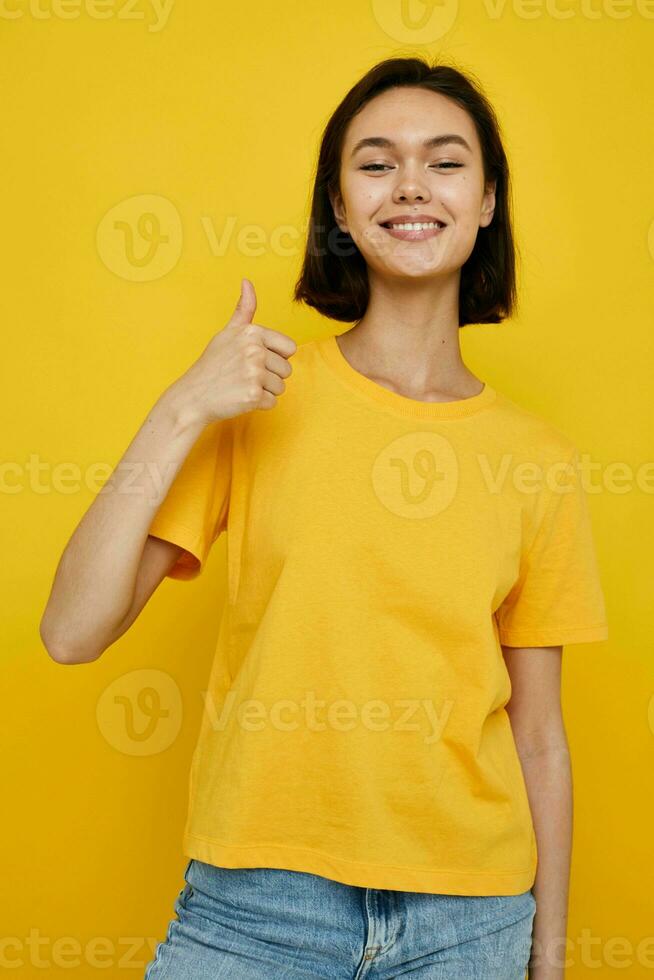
230,277,257,326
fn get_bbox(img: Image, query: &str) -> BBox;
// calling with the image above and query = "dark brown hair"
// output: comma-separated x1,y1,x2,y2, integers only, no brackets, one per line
293,56,518,327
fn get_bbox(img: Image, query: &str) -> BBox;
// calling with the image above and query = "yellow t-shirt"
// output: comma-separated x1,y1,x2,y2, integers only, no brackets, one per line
148,333,608,896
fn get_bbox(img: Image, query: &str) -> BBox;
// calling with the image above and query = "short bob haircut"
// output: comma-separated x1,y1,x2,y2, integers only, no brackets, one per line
293,56,518,327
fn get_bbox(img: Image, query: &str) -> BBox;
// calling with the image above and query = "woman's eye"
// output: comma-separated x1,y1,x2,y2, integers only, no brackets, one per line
360,162,463,172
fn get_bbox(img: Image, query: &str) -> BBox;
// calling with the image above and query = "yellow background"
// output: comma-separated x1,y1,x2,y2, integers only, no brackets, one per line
2,1,652,976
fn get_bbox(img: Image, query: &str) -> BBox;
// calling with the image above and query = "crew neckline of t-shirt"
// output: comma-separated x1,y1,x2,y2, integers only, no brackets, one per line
315,333,497,420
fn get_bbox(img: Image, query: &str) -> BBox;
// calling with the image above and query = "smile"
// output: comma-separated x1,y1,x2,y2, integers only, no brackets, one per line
379,221,446,241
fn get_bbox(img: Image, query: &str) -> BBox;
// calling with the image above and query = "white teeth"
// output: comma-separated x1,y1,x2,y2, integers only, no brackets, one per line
388,221,442,230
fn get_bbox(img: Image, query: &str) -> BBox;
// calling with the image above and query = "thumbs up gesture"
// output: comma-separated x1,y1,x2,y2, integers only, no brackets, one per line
173,279,298,425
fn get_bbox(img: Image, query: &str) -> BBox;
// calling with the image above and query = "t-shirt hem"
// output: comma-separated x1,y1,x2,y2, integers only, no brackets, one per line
498,623,608,646
147,517,204,580
182,832,536,896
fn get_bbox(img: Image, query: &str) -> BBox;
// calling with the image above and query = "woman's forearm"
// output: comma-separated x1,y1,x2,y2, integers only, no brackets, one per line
39,382,206,663
520,747,573,979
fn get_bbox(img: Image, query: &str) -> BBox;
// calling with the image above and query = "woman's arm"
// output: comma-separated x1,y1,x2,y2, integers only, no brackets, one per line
39,282,297,665
39,383,208,664
502,644,572,980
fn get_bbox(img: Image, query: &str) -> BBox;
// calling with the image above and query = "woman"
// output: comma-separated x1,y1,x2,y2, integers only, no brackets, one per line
41,57,608,978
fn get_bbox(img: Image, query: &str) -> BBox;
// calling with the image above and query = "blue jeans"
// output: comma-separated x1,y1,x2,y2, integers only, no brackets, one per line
144,858,536,979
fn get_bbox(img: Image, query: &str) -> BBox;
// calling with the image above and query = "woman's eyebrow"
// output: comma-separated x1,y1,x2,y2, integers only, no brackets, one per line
350,134,472,157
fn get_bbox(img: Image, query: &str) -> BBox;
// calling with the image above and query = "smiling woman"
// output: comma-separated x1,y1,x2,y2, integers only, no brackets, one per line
294,58,517,333
124,55,608,980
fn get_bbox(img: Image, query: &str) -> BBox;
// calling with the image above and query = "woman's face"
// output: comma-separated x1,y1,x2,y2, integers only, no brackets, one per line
330,86,496,281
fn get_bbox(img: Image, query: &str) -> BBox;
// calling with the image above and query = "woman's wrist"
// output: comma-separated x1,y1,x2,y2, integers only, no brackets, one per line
156,380,208,438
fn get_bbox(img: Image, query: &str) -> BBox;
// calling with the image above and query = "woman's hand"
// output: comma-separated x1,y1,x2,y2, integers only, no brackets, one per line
171,278,298,426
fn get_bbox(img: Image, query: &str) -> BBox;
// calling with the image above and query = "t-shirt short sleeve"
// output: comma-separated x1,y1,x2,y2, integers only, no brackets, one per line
495,447,608,647
147,416,234,581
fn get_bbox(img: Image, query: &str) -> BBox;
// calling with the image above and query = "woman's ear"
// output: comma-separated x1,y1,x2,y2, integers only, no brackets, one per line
329,188,348,233
480,179,497,229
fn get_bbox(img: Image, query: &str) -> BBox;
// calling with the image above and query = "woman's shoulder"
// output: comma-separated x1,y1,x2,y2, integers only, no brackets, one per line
490,386,579,463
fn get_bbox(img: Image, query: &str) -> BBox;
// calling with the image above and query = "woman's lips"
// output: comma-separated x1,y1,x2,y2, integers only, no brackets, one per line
379,223,446,241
